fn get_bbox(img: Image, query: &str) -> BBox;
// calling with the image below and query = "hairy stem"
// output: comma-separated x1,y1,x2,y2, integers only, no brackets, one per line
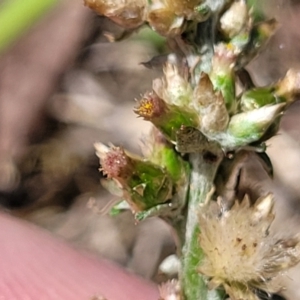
181,151,223,300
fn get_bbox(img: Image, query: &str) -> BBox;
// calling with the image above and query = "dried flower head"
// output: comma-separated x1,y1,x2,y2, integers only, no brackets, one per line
147,0,208,36
84,0,146,29
147,6,184,37
198,194,300,300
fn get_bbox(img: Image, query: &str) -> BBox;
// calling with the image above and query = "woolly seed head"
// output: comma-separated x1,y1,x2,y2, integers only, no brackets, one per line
198,194,300,299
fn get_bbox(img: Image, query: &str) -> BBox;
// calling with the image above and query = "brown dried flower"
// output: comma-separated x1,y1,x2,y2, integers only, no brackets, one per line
198,194,300,300
147,6,184,37
84,0,146,29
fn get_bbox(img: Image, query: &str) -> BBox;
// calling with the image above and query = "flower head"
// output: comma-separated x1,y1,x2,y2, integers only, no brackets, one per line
135,91,199,142
98,145,132,178
95,143,173,213
198,194,300,299
134,91,166,120
84,0,146,29
161,62,193,106
147,6,184,37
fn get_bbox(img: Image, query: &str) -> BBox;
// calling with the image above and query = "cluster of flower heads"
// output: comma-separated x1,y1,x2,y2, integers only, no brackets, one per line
83,0,270,40
90,0,300,219
84,0,210,35
86,0,300,299
135,60,299,151
85,0,300,152
95,127,190,219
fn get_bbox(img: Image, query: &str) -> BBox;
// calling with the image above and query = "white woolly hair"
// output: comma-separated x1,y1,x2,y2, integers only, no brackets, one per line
198,194,300,299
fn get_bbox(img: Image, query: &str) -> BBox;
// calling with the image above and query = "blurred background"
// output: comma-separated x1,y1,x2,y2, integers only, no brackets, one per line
1,0,300,298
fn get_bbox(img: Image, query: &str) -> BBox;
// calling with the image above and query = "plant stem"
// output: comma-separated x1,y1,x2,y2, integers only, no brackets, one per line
181,151,223,300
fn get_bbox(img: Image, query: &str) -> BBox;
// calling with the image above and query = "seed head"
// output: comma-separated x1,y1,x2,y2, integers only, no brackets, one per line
198,194,300,299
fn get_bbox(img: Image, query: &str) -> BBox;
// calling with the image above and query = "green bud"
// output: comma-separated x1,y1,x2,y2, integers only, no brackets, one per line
95,143,173,213
134,91,199,142
226,103,285,148
193,73,229,134
240,87,284,111
144,127,190,183
210,44,237,113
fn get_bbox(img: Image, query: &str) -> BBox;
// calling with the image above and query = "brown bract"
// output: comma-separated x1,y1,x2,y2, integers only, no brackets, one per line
193,73,229,133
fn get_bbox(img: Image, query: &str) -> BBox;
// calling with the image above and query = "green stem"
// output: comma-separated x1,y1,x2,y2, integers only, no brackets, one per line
181,152,223,300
